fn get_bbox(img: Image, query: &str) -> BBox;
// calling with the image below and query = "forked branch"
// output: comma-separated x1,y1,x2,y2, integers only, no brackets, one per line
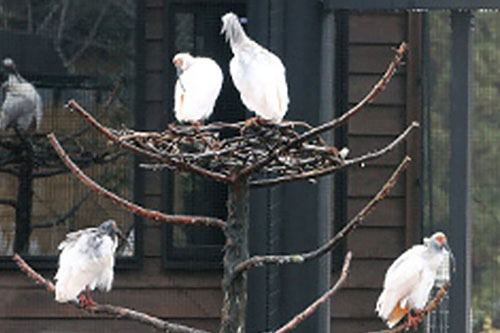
48,133,226,229
13,254,211,333
234,156,411,276
274,252,352,333
240,42,408,177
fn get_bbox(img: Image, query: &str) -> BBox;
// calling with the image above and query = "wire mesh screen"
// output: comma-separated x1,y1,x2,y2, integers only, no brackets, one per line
164,2,246,268
0,1,137,263
422,11,452,332
423,10,500,332
471,10,500,332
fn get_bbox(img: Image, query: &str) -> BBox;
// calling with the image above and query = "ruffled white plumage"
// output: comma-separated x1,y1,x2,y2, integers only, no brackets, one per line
55,226,118,303
221,12,289,123
173,53,223,123
375,233,448,328
1,59,43,132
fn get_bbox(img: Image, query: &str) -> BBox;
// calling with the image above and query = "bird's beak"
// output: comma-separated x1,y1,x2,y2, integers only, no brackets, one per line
113,224,133,256
176,66,183,78
443,242,456,274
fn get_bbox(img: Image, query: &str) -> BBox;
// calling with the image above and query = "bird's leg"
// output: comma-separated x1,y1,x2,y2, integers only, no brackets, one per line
78,288,97,308
406,310,422,331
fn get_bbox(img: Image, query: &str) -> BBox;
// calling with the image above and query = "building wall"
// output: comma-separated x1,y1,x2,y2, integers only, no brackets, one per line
331,11,422,332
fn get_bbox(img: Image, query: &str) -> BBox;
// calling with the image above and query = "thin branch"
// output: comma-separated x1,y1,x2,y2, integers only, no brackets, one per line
65,100,230,183
273,252,352,333
251,121,418,187
367,281,451,333
234,156,411,275
13,254,211,333
48,133,226,229
240,42,407,178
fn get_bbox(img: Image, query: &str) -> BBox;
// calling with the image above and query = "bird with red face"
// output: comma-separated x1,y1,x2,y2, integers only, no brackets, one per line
376,232,455,329
172,53,223,124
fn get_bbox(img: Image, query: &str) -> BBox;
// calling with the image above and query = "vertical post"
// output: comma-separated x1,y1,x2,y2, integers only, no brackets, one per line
221,175,249,333
14,141,34,254
449,10,473,333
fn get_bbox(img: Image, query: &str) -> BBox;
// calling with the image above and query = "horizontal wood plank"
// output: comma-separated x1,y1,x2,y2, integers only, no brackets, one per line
146,41,164,71
347,227,405,259
349,74,406,105
347,197,405,227
348,135,405,166
0,288,221,318
349,106,405,135
331,318,386,333
348,166,405,197
349,44,406,74
0,318,219,332
333,258,393,288
349,13,406,44
331,288,380,318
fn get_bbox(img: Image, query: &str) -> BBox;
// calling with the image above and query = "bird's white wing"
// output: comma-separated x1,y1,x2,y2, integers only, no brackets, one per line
376,245,427,322
230,48,288,122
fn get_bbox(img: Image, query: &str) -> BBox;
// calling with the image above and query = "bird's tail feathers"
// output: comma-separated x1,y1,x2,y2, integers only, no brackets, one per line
376,290,409,328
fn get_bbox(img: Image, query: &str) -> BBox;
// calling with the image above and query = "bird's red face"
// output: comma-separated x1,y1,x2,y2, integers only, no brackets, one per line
435,233,447,247
173,57,183,69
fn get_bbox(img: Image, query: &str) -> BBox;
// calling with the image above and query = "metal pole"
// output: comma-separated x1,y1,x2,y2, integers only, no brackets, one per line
449,10,473,333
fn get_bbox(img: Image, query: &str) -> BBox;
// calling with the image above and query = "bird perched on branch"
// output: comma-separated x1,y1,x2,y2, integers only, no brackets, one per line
376,232,455,329
221,12,289,123
54,220,127,307
0,58,42,134
173,53,223,124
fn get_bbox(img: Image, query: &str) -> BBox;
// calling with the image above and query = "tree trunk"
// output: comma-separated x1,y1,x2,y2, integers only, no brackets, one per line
13,140,34,254
221,175,249,333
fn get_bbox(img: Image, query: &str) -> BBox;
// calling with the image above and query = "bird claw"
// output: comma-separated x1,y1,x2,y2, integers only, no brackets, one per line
406,311,422,331
78,292,97,309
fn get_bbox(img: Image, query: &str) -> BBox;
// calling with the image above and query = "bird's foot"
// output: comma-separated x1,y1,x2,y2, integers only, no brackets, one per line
406,311,422,331
78,292,97,309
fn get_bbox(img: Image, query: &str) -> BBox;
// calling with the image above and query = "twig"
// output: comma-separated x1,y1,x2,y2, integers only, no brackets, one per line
240,42,407,178
65,100,230,183
273,252,353,333
234,156,410,275
251,122,418,187
367,281,451,333
48,133,226,229
32,191,92,229
0,198,16,208
12,254,211,333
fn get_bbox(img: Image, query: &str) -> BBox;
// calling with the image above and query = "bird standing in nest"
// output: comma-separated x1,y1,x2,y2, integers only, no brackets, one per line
54,220,128,307
173,53,223,124
221,12,289,124
0,58,42,134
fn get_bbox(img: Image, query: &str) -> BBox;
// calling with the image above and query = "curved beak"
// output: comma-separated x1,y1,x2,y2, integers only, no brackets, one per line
113,223,133,255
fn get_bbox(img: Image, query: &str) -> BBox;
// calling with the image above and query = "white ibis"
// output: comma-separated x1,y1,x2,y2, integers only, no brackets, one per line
54,220,127,307
172,53,223,124
221,12,289,123
375,232,455,328
1,58,42,133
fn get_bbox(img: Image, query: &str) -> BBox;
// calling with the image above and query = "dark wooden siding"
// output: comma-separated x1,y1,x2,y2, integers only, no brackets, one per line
331,12,422,332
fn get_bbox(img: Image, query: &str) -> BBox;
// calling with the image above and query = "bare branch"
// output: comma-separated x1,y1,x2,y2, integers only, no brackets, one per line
367,281,451,333
234,156,411,275
251,121,418,187
240,42,407,177
65,100,231,183
48,133,227,228
274,252,352,333
13,254,212,333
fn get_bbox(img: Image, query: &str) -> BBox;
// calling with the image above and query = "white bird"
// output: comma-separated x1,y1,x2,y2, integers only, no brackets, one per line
1,58,42,133
54,220,126,307
172,53,223,124
221,12,289,123
375,232,454,328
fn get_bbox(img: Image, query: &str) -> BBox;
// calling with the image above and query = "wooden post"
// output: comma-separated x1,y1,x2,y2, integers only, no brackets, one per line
221,175,249,333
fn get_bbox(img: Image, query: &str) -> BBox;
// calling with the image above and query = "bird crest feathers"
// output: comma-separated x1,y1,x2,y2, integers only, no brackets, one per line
221,12,248,48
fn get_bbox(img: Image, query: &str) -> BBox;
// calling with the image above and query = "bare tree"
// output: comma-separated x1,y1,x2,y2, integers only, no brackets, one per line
13,42,450,332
